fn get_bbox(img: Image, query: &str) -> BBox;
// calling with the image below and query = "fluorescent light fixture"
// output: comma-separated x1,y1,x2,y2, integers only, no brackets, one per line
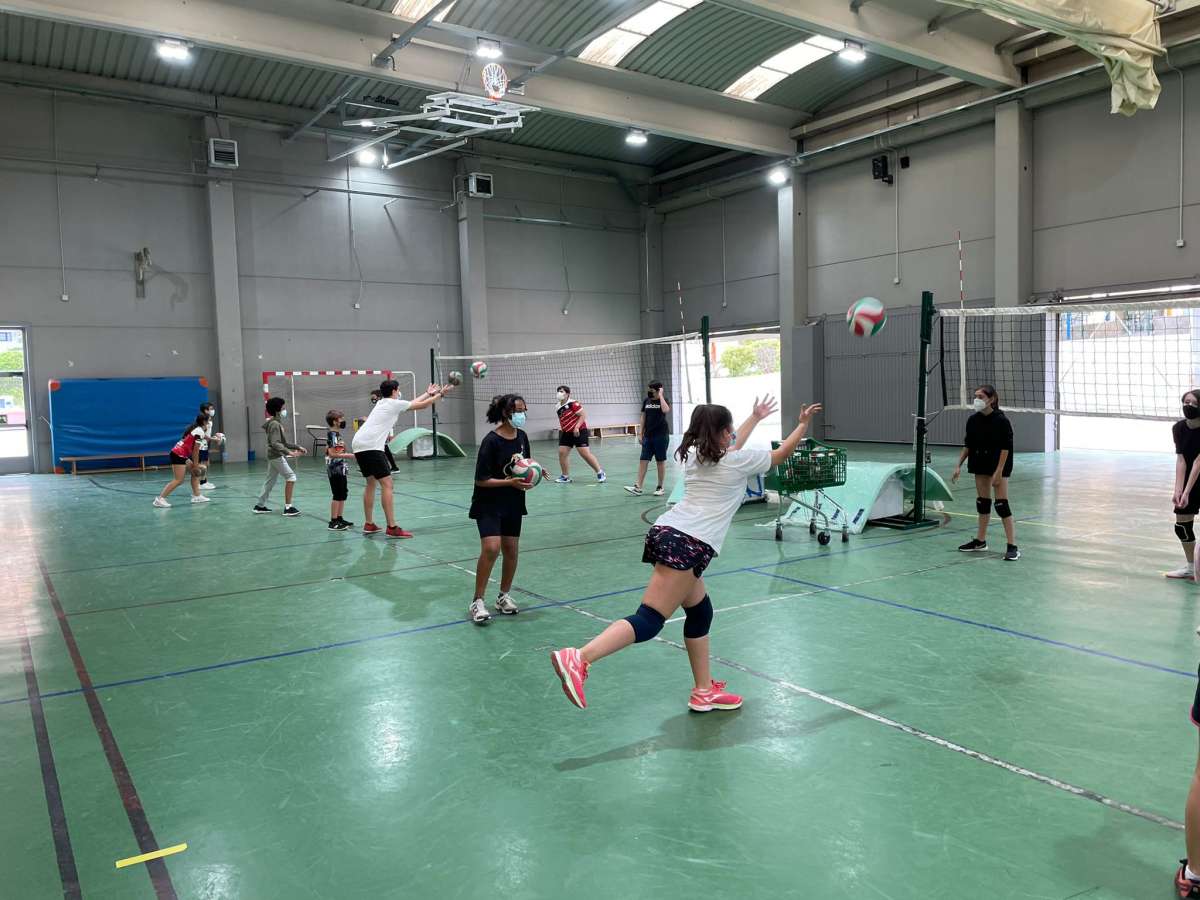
1062,283,1200,302
155,39,191,62
476,37,503,59
579,0,701,67
391,0,454,20
626,129,649,146
357,149,379,166
839,40,867,63
768,167,789,185
724,34,846,100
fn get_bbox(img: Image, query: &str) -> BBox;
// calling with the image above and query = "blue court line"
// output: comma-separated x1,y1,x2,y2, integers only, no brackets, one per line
749,569,1197,679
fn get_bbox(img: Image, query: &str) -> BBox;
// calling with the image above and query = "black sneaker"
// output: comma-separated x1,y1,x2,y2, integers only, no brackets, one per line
253,505,272,514
327,519,340,530
283,506,301,517
1004,544,1021,561
958,538,987,552
337,517,355,529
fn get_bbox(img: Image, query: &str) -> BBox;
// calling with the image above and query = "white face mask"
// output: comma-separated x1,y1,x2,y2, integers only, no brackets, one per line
205,409,215,419
281,409,289,419
972,398,987,412
556,391,567,402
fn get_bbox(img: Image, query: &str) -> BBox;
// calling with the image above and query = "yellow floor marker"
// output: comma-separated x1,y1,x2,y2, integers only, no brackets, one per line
115,843,187,869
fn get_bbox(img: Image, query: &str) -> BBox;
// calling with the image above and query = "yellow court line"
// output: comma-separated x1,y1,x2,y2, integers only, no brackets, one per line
115,843,187,869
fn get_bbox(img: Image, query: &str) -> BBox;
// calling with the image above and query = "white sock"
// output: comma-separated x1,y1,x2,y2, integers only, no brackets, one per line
1186,864,1200,882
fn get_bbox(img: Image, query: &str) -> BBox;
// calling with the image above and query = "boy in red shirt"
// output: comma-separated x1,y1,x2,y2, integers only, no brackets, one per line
553,385,605,484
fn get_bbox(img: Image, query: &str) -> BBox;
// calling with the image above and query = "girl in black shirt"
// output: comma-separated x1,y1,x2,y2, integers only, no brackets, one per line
952,384,1019,561
1167,389,1200,580
468,394,533,625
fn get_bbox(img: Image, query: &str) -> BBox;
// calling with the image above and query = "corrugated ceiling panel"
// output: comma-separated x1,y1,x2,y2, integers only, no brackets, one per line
759,53,906,113
618,4,806,93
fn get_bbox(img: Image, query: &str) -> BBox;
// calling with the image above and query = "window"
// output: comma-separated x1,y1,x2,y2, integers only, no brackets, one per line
578,0,702,67
724,34,845,100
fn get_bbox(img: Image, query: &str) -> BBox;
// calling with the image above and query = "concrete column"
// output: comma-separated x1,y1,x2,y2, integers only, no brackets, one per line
457,163,489,446
640,208,664,341
778,175,822,436
994,101,1052,451
205,179,249,463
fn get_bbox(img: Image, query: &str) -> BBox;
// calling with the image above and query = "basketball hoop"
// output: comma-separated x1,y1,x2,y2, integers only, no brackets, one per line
482,63,508,100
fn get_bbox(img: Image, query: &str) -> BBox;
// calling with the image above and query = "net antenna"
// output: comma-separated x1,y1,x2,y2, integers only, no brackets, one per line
261,369,417,445
938,293,1200,420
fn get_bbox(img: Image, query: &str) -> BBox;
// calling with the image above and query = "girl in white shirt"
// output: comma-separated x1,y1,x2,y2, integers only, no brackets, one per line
551,396,821,712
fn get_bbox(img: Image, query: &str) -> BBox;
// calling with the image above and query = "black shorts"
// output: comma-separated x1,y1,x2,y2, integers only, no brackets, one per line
169,452,189,466
199,448,210,463
967,451,1014,478
328,472,348,502
355,450,392,481
558,429,590,448
1191,666,1200,726
640,433,669,462
475,512,523,538
642,525,715,577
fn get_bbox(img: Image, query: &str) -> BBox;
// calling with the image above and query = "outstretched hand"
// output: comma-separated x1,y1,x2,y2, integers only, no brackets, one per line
751,394,778,420
799,403,822,423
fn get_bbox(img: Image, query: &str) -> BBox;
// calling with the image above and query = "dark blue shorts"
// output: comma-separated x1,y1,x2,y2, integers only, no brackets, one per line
640,433,669,462
476,512,523,538
642,525,715,577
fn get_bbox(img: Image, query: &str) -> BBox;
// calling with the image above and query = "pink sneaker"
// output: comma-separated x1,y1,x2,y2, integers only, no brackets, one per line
689,680,743,712
550,648,589,709
363,522,381,535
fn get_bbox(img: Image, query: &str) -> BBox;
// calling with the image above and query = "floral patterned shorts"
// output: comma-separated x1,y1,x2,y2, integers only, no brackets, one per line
642,525,715,577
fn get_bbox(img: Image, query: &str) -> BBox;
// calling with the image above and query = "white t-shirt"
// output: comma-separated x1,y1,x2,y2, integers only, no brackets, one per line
352,397,413,453
653,448,772,554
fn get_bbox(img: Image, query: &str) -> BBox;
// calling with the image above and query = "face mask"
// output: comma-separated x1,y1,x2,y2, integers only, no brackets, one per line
729,431,737,445
204,409,215,418
556,391,567,402
1185,405,1200,420
511,412,527,428
337,420,347,429
972,398,987,412
280,410,288,419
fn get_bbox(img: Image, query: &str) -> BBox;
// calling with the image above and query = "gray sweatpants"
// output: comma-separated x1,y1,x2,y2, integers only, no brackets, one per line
257,456,297,506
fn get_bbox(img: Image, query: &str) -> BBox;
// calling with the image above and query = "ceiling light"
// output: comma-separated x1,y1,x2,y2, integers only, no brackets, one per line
626,129,649,146
155,39,191,62
475,38,503,60
768,167,789,186
357,149,379,166
839,40,867,63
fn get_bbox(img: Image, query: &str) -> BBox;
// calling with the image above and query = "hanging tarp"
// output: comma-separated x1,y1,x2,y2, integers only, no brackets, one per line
939,0,1164,114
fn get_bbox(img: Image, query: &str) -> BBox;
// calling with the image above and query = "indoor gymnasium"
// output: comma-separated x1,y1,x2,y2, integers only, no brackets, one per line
4,1,1200,898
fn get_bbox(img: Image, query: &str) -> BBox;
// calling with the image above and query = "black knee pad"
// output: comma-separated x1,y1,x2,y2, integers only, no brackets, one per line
624,604,666,643
976,496,992,515
1177,520,1196,543
994,499,1012,519
683,595,714,639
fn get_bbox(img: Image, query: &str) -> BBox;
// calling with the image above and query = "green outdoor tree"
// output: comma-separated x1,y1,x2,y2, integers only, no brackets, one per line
719,339,781,377
0,348,26,408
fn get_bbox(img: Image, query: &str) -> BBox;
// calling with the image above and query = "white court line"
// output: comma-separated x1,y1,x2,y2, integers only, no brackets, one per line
564,603,1182,832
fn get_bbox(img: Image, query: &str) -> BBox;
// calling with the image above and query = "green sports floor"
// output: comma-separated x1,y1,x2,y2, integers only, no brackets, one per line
2,440,1197,900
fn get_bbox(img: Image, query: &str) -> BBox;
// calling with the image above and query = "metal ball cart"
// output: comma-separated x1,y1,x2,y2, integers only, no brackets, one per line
769,438,849,545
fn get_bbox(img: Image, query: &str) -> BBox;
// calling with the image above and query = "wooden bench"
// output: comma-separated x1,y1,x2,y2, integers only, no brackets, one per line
558,423,641,443
58,452,167,475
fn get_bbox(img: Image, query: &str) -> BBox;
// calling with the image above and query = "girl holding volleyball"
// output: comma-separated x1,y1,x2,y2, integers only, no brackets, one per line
952,384,1019,561
550,396,821,711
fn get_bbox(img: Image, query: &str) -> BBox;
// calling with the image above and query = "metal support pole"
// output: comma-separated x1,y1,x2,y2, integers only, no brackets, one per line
430,347,439,460
701,315,712,404
912,290,933,523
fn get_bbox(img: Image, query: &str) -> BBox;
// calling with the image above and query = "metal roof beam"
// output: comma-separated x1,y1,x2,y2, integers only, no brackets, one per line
710,0,1022,87
0,0,795,156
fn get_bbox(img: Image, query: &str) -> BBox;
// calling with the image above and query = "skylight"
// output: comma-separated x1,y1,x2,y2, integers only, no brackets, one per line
391,0,454,21
578,0,702,67
724,34,848,100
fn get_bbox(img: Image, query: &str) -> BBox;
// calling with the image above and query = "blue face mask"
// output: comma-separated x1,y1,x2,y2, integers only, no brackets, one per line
511,411,527,428
729,431,737,445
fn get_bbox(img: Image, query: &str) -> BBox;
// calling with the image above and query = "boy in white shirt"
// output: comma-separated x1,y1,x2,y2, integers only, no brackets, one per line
352,378,451,538
551,396,821,713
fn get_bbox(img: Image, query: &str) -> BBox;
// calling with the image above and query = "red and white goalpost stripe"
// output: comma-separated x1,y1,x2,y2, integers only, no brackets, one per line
260,370,393,404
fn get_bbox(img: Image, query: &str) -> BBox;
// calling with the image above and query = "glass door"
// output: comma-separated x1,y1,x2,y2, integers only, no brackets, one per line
0,327,32,474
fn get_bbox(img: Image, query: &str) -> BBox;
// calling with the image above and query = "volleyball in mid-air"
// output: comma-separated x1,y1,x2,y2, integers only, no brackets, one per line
847,297,887,337
470,361,488,379
447,371,463,386
506,457,543,487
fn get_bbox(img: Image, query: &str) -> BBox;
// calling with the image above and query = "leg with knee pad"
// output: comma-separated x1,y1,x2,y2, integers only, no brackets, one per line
976,497,992,515
683,595,713,639
624,604,665,643
1178,520,1196,544
994,498,1012,519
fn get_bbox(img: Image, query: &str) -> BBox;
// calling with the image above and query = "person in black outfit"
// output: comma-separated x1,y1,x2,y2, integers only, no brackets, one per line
1168,389,1200,580
952,384,1019,561
625,380,672,497
468,394,533,625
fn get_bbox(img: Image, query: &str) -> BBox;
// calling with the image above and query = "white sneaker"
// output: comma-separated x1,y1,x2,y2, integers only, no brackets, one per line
1166,564,1195,579
152,496,170,508
624,485,643,496
653,486,665,497
597,471,607,483
495,593,519,615
191,494,211,504
469,597,491,625
200,482,216,491
554,475,572,484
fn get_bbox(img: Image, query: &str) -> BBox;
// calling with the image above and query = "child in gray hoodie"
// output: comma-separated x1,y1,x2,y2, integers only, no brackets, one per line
255,396,307,516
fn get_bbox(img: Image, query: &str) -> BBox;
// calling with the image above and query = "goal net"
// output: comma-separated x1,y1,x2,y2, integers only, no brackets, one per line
436,333,704,437
261,369,418,448
938,297,1200,420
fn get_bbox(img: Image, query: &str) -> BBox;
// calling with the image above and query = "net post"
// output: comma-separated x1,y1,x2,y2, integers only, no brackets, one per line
429,347,439,460
701,315,712,404
913,290,934,523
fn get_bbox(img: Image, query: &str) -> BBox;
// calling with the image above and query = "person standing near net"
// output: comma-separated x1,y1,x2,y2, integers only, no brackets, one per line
550,397,821,712
467,394,532,625
554,385,605,484
353,378,449,538
254,397,307,517
952,385,1019,561
625,380,670,497
1167,390,1200,580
